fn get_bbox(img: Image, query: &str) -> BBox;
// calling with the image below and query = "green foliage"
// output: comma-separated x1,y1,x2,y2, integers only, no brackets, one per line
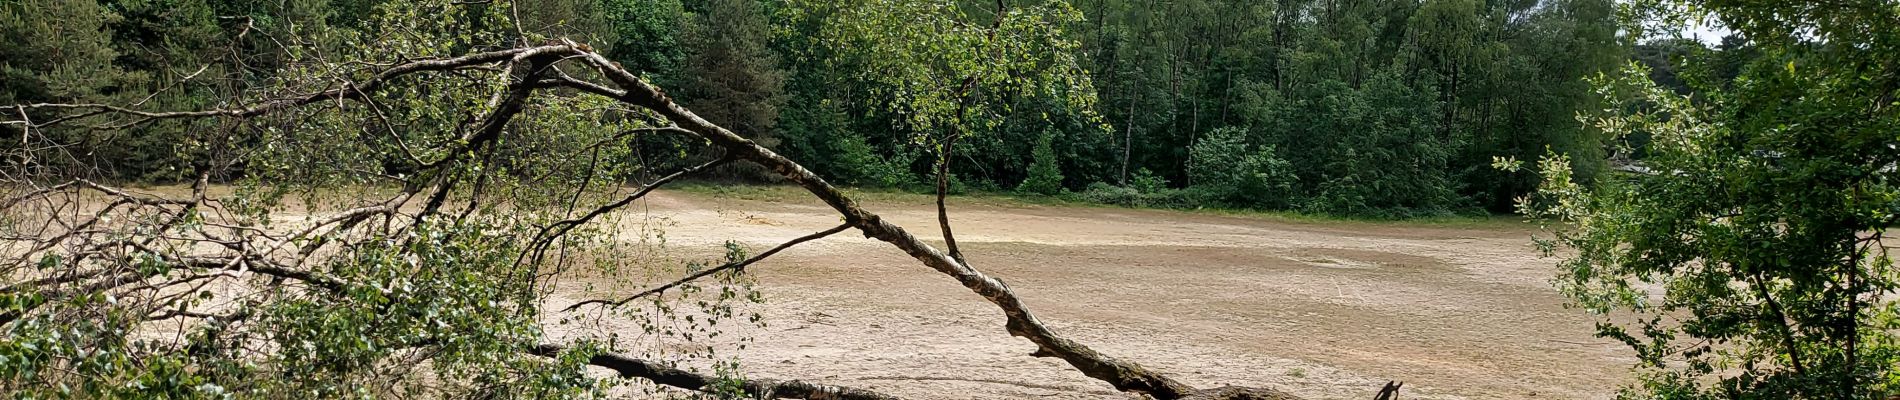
1517,0,1900,397
1186,127,1252,190
257,223,594,398
1071,169,1198,209
0,1,761,397
1186,127,1295,209
1128,168,1168,194
1306,74,1461,216
1075,181,1187,209
676,0,787,180
4,0,1631,217
600,0,685,83
0,0,166,179
775,0,1104,195
1016,130,1065,195
0,223,615,399
761,0,1623,216
779,99,919,187
1069,0,1620,215
781,0,1099,139
0,0,125,103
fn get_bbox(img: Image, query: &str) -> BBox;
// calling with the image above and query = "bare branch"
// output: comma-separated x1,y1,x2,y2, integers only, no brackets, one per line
563,223,852,312
522,152,728,267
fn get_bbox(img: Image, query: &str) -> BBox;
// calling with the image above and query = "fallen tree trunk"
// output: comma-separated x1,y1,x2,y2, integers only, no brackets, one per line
1179,386,1308,400
532,344,901,400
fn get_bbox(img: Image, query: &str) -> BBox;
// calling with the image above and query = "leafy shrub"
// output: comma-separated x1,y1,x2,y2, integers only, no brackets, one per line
1073,181,1197,209
1235,146,1297,207
829,132,918,188
1074,182,1142,205
1129,168,1169,193
1187,127,1297,209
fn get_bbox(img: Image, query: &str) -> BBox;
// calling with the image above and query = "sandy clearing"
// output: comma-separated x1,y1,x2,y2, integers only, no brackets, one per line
549,189,1635,400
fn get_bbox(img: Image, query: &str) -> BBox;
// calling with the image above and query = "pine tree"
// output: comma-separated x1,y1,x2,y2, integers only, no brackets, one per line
1017,131,1065,195
678,0,782,145
676,0,785,180
0,0,127,106
1,0,136,176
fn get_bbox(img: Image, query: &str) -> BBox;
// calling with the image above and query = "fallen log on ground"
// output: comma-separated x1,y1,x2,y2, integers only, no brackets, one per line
531,344,901,400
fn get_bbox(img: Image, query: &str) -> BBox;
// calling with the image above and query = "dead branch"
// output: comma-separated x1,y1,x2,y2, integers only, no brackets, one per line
564,222,852,311
531,344,900,400
522,153,730,268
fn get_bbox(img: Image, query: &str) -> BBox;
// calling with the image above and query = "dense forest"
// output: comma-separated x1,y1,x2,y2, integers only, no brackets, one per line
2,0,1673,217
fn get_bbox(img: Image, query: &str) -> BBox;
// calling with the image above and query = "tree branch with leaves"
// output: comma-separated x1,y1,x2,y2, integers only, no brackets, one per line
0,1,1401,399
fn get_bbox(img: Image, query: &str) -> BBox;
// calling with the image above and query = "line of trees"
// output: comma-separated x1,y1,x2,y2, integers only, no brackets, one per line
762,0,1629,217
3,0,1631,217
1062,0,1623,216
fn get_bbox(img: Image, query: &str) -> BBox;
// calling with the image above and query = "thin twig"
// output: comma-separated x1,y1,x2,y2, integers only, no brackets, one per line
564,223,851,312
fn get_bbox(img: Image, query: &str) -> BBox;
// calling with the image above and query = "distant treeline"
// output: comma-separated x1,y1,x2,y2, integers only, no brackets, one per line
2,0,1736,216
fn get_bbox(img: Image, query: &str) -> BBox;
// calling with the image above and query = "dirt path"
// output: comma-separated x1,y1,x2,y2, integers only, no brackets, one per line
551,189,1634,400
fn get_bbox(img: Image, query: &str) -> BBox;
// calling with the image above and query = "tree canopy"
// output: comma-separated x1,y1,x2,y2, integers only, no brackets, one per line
2,0,1631,218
